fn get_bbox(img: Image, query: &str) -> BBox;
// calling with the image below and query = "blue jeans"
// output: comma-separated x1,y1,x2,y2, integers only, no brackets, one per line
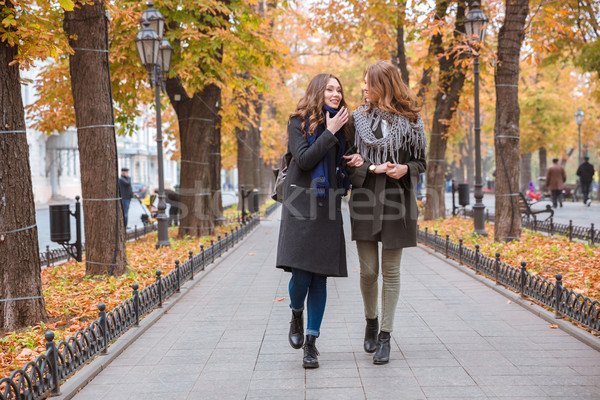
121,198,131,228
289,268,327,337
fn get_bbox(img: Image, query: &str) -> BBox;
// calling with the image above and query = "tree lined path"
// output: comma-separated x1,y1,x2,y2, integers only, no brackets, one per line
67,207,600,400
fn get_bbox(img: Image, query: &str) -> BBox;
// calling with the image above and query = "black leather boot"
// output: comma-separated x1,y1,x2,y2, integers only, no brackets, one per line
373,331,391,365
364,317,379,353
302,335,319,368
288,310,304,349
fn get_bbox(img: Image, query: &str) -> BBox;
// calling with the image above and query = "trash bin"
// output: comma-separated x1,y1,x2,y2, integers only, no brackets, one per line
247,190,259,213
458,183,470,207
50,204,71,243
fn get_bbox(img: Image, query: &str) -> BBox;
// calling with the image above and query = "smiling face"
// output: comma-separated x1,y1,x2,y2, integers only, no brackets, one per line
363,76,369,102
323,77,343,109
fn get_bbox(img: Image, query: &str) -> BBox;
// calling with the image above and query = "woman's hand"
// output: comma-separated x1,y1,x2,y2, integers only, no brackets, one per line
343,153,364,167
325,106,348,134
385,163,408,179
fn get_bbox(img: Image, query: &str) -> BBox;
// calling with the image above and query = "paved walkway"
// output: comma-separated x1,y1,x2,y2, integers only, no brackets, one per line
71,207,600,400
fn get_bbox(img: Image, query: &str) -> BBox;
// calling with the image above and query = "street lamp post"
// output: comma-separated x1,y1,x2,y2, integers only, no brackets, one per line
464,2,488,237
135,2,173,248
575,108,584,166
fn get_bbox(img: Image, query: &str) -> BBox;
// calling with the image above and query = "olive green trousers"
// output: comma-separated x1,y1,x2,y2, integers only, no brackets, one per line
356,241,403,333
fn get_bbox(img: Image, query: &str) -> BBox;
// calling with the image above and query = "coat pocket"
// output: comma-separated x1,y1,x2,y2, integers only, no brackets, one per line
283,184,317,220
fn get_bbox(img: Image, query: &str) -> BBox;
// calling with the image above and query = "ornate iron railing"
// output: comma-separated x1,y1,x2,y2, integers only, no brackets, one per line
461,208,599,245
418,227,600,336
1,215,264,400
40,224,158,269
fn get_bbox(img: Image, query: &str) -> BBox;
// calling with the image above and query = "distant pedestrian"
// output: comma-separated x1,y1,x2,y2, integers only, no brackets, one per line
276,73,350,369
164,189,181,226
118,167,136,228
545,158,566,208
576,156,595,206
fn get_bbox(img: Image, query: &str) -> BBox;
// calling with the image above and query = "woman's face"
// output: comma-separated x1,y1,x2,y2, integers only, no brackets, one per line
323,78,342,109
363,76,369,102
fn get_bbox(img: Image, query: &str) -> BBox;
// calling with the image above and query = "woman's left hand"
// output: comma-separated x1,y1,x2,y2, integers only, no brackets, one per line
343,153,364,167
385,163,408,179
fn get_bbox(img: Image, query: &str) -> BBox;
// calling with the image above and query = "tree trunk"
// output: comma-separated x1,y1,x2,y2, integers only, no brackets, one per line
424,0,468,220
64,1,127,276
167,81,223,237
538,146,547,190
493,0,529,242
416,0,450,103
457,146,465,184
520,152,532,193
393,0,409,85
0,2,48,330
236,92,262,203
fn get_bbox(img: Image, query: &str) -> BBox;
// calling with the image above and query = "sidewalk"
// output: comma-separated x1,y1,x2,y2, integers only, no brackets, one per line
69,207,600,400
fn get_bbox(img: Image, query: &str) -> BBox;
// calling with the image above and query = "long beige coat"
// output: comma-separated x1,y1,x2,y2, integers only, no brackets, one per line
346,119,426,250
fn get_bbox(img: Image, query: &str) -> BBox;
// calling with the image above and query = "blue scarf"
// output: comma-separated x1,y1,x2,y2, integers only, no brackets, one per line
305,105,351,198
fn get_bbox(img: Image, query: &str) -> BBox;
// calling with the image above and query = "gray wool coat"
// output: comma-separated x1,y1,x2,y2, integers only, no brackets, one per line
276,116,348,277
346,120,427,249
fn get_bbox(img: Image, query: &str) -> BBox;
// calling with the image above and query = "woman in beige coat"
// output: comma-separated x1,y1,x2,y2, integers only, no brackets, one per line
344,61,426,364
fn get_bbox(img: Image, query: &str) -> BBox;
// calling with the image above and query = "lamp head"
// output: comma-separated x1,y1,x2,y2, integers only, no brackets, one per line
464,2,488,44
575,108,584,125
140,1,165,39
135,20,160,70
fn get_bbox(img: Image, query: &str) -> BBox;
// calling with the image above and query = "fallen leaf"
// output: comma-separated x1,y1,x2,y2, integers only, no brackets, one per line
273,297,285,302
550,324,558,329
507,300,511,304
248,253,255,256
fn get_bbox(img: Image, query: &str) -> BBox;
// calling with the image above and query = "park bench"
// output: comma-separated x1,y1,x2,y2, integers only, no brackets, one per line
519,192,554,223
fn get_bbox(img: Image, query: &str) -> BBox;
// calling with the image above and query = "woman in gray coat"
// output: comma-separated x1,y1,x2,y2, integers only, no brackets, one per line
344,61,427,365
276,73,351,369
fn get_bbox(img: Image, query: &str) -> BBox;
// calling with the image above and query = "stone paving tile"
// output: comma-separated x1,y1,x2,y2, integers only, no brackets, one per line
245,389,305,400
306,387,367,400
69,208,600,400
421,385,489,398
411,366,477,387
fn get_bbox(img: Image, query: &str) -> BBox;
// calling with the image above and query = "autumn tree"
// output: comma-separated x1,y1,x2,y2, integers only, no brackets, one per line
494,0,529,241
424,0,470,220
310,0,415,82
64,0,128,276
0,0,68,330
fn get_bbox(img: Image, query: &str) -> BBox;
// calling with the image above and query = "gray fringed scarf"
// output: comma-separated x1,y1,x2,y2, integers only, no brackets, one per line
353,104,427,165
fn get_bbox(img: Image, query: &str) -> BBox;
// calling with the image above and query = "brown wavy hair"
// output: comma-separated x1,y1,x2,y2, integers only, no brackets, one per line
363,61,421,123
289,73,350,139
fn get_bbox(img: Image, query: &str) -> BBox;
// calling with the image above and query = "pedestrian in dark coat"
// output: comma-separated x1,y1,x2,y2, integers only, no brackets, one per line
344,61,427,365
276,73,351,369
576,156,595,205
118,168,136,228
546,158,566,208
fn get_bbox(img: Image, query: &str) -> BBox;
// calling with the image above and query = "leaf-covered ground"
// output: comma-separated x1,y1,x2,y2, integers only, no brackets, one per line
419,217,600,302
0,219,245,379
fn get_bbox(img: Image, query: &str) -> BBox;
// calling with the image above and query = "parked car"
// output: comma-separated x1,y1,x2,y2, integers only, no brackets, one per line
131,182,147,198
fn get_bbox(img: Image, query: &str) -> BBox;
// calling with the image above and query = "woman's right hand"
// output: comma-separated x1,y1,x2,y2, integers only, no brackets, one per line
325,107,348,134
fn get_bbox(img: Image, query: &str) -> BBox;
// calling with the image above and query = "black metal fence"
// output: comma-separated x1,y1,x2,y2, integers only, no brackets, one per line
40,224,158,269
462,209,599,245
1,216,262,400
418,227,600,336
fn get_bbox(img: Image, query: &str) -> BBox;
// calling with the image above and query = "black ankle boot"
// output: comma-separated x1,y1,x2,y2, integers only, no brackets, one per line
373,331,391,365
288,310,304,349
302,335,319,368
364,317,379,353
